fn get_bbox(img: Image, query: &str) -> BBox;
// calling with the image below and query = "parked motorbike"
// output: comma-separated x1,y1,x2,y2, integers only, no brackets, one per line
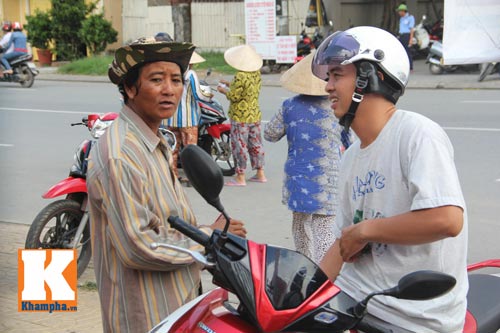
25,112,118,278
148,145,500,333
426,41,480,75
0,50,38,88
196,69,235,176
478,62,500,82
423,16,443,42
295,24,330,63
410,15,431,59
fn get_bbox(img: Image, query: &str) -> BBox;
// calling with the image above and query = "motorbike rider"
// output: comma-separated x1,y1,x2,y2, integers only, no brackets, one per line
397,3,415,71
0,21,28,76
87,36,246,333
312,26,468,332
0,21,13,77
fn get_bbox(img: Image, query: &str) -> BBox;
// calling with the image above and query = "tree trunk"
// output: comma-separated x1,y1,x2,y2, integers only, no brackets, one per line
171,0,192,42
381,0,399,35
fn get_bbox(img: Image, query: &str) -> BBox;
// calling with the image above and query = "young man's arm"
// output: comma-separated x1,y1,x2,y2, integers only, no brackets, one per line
319,240,344,281
337,205,463,263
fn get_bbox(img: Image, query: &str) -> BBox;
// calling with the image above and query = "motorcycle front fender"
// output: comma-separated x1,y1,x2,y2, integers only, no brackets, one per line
149,288,256,333
206,123,231,139
427,56,441,65
26,62,39,75
42,177,87,199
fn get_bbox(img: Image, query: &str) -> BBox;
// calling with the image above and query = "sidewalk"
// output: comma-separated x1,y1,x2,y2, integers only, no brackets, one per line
35,59,500,90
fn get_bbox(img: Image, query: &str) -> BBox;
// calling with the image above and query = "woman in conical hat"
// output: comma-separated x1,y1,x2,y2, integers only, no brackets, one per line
217,44,267,186
264,51,351,264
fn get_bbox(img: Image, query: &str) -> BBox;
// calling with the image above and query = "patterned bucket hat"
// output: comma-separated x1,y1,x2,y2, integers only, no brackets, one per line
108,36,195,85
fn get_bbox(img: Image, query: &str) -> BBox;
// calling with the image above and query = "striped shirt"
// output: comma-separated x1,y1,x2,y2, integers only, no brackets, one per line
87,105,209,332
164,70,202,128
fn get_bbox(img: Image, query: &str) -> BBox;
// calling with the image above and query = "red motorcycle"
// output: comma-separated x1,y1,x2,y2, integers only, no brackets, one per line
149,145,500,333
25,112,118,278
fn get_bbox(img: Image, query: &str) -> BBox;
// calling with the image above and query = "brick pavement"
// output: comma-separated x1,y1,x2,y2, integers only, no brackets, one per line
0,221,214,333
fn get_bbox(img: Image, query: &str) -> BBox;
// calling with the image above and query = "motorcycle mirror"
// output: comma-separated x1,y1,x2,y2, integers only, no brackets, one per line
349,270,456,319
385,270,456,301
180,144,225,213
206,68,212,77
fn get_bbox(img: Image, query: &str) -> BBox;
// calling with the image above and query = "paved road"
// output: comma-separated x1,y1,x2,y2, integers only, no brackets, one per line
0,59,499,332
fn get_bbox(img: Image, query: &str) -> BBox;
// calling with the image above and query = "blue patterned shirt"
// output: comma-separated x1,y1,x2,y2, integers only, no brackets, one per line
264,95,349,215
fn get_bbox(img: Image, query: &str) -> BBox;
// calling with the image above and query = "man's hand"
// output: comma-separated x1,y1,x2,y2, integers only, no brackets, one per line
211,214,247,238
339,222,369,262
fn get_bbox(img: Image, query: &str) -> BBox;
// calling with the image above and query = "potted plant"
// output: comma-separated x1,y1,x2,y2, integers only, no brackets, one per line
25,9,53,66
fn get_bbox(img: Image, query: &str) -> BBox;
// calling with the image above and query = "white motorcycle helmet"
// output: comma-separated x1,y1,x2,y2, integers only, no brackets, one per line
312,26,410,99
312,26,410,130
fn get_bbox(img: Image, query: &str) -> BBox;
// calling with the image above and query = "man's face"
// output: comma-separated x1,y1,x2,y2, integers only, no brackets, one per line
325,63,357,120
398,10,406,17
125,61,183,131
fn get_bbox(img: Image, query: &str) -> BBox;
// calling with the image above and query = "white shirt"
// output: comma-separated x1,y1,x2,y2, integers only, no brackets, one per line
1,32,14,53
334,110,468,332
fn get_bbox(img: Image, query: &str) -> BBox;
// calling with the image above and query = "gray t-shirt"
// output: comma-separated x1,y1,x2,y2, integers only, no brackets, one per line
333,110,468,332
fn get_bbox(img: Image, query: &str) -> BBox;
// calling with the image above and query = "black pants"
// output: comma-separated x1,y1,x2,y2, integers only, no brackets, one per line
399,33,413,70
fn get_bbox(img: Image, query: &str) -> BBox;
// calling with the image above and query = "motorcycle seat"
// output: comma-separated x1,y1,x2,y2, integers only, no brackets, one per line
9,53,33,65
466,273,500,332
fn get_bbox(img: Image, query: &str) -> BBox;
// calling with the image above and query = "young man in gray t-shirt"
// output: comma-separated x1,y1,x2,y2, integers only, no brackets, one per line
311,26,468,332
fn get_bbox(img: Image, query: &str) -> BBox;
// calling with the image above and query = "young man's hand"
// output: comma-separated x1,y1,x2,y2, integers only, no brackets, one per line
339,222,369,262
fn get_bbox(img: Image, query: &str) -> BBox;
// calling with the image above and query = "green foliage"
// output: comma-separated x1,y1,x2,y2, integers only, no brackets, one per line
50,0,96,60
80,13,118,55
25,9,53,50
193,51,237,75
57,55,113,75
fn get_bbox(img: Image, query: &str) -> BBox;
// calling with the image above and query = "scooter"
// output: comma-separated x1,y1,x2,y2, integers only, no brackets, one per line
197,69,235,176
25,112,118,278
410,15,431,59
426,41,480,75
0,51,38,88
148,145,500,333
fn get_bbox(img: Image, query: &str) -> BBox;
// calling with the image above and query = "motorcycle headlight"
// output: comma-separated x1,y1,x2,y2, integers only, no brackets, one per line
90,119,113,139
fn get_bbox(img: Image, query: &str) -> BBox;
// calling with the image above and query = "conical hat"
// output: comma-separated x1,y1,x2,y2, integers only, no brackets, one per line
190,51,206,64
224,44,263,72
280,51,327,96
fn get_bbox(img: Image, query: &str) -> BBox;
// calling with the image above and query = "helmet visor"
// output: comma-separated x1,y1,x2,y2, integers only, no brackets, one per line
312,31,360,80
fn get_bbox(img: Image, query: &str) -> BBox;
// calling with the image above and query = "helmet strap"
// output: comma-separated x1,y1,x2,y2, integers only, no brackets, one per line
339,62,371,132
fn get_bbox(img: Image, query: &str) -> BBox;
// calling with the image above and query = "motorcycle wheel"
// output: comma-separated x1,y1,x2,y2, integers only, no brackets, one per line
429,63,444,75
199,131,236,176
478,63,494,82
19,65,35,88
25,199,91,278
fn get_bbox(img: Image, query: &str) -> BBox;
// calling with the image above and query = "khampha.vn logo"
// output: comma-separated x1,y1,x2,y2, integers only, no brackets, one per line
18,249,77,312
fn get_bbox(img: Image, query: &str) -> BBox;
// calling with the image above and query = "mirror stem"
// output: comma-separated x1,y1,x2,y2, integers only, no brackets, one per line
221,210,231,236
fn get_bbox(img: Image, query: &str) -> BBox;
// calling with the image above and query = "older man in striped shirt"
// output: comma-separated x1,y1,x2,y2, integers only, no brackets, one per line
87,37,246,333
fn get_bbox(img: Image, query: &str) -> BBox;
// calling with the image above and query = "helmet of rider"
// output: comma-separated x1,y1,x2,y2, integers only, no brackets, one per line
2,21,12,32
312,26,409,104
12,21,22,31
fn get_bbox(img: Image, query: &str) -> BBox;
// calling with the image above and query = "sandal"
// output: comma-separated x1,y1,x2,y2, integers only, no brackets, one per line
225,179,246,187
248,176,268,183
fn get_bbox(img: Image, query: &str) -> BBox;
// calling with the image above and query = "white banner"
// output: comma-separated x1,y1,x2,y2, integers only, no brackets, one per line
245,0,277,59
443,0,500,64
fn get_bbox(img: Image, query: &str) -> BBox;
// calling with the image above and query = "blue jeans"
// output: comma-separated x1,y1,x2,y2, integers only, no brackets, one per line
1,51,26,70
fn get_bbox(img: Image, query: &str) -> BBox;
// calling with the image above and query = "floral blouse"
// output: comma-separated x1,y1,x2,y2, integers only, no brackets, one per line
225,71,262,123
264,94,348,215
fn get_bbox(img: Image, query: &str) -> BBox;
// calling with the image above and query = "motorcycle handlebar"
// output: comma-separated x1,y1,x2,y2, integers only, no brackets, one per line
168,216,210,247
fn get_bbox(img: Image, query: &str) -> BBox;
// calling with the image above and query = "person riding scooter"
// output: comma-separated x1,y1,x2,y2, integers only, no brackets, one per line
0,21,28,77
